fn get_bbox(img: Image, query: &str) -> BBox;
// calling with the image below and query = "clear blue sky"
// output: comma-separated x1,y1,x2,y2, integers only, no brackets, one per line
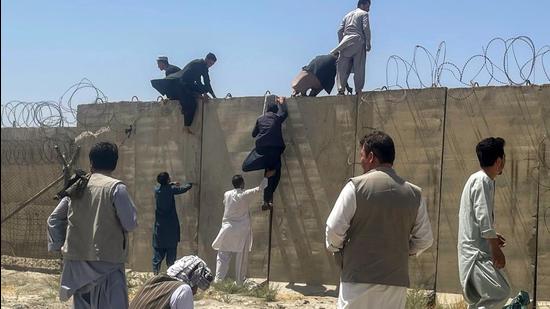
1,0,549,104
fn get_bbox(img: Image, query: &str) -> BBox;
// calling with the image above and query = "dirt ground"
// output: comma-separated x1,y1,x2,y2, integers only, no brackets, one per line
2,256,548,308
0,268,336,309
0,255,337,309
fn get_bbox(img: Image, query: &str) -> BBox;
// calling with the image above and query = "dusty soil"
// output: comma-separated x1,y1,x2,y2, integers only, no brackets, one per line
1,255,337,309
3,256,548,308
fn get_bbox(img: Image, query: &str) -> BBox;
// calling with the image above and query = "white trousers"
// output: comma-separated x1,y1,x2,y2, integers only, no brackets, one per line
336,47,366,93
215,236,250,285
338,282,407,309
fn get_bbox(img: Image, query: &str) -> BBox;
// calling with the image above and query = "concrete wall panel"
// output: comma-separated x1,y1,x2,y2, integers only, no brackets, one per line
198,96,356,284
198,97,267,278
269,96,356,284
76,101,203,271
535,85,550,302
437,86,548,297
357,88,447,289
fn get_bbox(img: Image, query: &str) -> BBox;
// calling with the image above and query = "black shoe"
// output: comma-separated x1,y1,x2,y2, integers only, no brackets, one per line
337,90,345,96
261,202,273,211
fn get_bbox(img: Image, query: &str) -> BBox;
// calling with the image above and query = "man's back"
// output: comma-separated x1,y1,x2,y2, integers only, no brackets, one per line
303,55,337,93
179,59,207,83
63,173,127,263
223,189,253,221
154,185,179,224
458,170,495,254
343,167,421,287
341,8,369,41
253,102,288,148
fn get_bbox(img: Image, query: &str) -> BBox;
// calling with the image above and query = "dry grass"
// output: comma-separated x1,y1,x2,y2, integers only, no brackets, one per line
406,289,468,309
212,279,280,302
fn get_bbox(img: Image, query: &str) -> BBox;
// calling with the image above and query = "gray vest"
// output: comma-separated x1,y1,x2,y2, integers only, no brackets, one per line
341,167,421,287
63,173,128,263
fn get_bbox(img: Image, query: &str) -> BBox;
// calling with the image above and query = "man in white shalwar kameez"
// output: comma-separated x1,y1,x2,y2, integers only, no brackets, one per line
326,131,433,309
331,0,371,96
212,171,274,284
458,137,511,308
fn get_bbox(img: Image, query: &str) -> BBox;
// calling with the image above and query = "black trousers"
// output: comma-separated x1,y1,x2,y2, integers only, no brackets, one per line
177,82,208,127
150,78,205,127
152,247,177,275
242,146,284,203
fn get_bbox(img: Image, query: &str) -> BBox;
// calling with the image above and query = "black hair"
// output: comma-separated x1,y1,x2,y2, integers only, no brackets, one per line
476,137,506,167
157,59,168,65
157,172,170,185
359,130,395,164
89,142,118,171
206,52,217,62
232,174,244,188
358,0,371,8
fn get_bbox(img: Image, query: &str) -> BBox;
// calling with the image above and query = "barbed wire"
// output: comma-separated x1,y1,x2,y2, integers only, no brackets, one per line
1,137,74,165
1,78,109,129
382,36,549,90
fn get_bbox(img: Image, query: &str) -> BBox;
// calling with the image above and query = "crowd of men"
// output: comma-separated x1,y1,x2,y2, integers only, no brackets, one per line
45,1,519,308
46,133,516,309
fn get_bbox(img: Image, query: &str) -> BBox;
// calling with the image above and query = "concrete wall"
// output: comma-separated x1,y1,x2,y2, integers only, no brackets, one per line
359,88,446,289
436,86,550,298
199,95,356,284
76,100,203,271
2,84,549,300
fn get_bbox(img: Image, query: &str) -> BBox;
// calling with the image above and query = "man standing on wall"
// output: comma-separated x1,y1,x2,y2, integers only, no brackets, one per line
157,56,181,77
331,0,371,96
152,172,193,275
326,131,433,309
458,137,511,308
211,171,275,284
242,95,288,211
176,52,218,134
47,142,138,308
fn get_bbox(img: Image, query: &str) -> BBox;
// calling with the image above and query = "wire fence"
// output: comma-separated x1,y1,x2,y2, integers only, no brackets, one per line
382,36,549,90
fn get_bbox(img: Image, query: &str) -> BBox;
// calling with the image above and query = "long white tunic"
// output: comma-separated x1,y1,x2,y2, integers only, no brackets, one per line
458,170,510,308
211,178,268,252
326,181,433,309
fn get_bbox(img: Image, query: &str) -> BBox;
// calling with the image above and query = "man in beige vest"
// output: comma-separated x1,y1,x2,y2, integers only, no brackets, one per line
47,142,138,308
326,131,433,309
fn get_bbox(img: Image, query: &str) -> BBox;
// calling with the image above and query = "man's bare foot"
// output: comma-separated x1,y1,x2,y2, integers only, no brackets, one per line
183,126,194,135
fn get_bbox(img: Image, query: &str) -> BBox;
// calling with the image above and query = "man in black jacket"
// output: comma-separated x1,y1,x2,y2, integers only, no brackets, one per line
151,53,217,134
291,54,337,97
291,54,353,97
175,52,217,134
242,95,288,210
